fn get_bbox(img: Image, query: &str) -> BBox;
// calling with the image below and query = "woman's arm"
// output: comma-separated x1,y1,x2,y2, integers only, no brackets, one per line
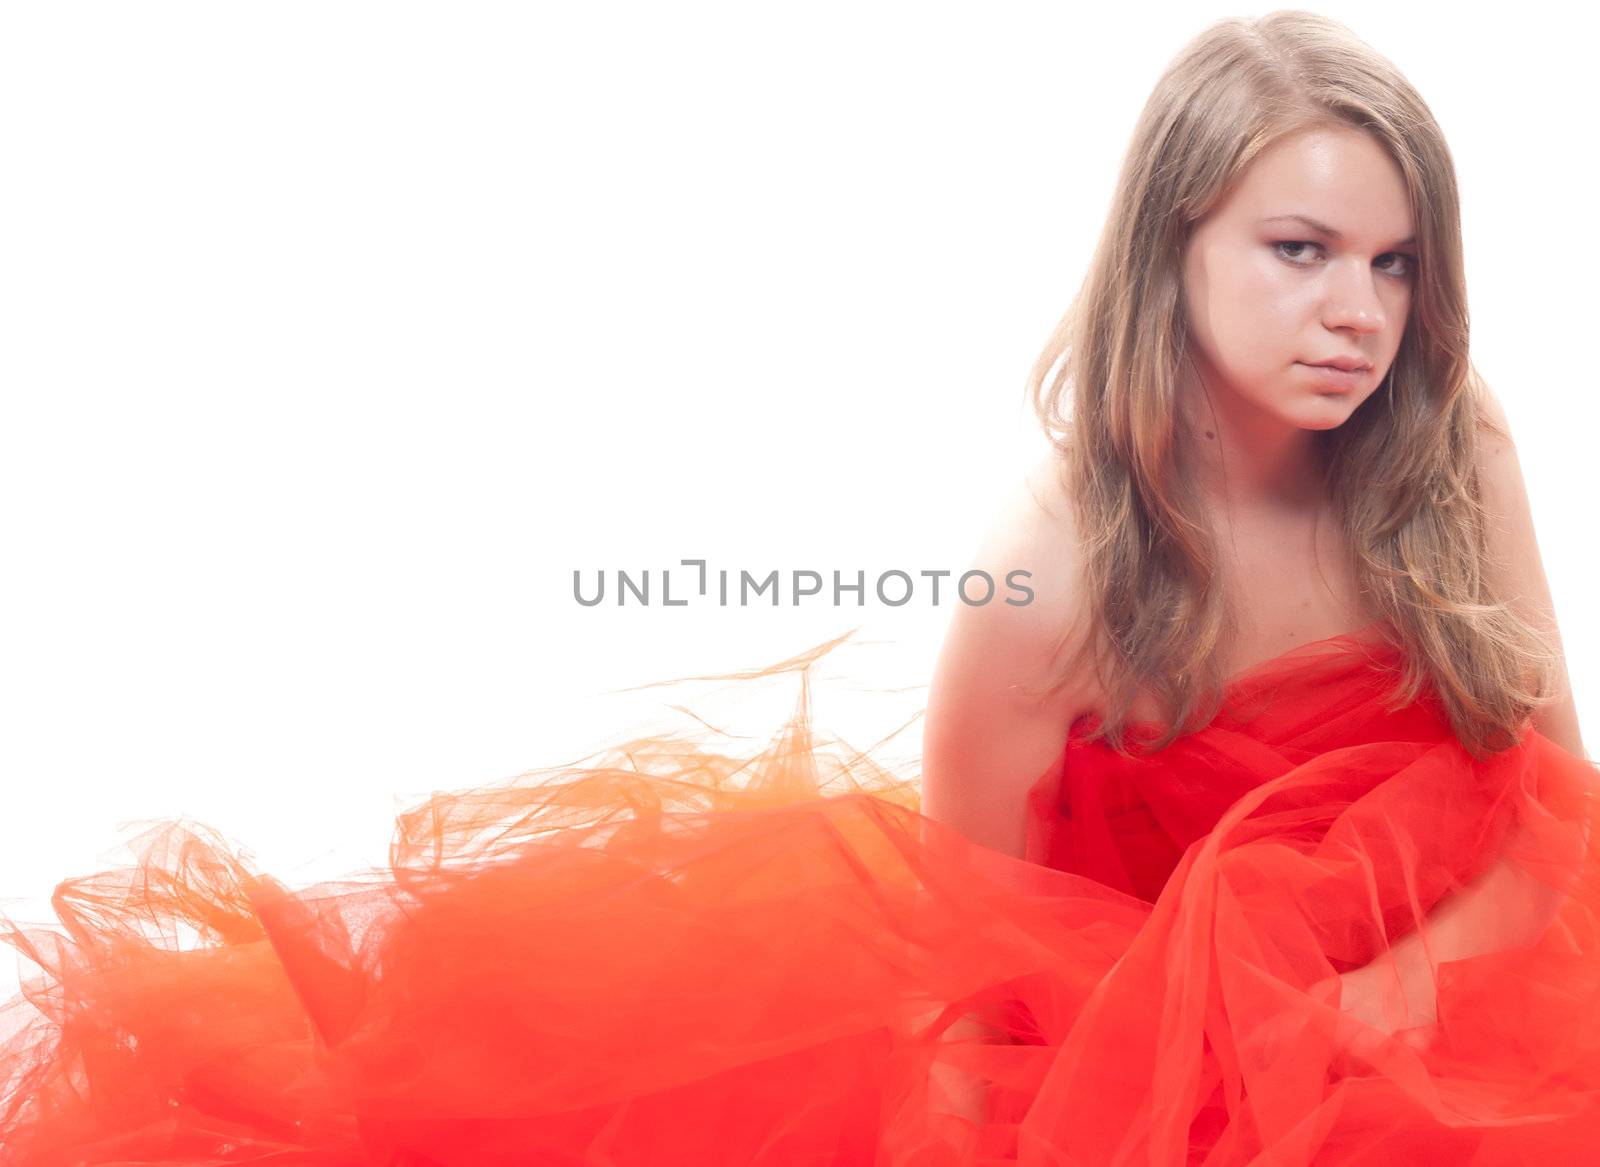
919,455,1090,1120
1474,385,1587,760
1343,386,1588,1031
921,459,1086,857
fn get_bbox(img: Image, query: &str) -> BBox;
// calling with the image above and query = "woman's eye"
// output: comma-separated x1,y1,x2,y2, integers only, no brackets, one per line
1274,240,1320,265
1274,241,1416,279
1378,252,1418,278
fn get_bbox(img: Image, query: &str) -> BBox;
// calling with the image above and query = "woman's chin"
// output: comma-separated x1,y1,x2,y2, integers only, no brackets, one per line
1293,397,1363,431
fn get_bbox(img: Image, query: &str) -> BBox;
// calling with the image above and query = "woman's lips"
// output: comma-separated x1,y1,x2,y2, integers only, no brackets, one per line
1298,362,1367,391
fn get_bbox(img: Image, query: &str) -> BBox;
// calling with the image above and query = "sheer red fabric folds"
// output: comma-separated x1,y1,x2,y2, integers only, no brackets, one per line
2,630,1599,1164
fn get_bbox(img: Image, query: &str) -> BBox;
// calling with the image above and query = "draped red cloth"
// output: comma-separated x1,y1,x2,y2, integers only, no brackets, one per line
3,627,1599,1164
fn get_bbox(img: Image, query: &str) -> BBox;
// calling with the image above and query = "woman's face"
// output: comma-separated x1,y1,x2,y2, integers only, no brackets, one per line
1180,125,1416,432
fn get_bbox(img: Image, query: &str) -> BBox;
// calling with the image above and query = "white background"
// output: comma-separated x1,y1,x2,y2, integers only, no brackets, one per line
1,3,1593,999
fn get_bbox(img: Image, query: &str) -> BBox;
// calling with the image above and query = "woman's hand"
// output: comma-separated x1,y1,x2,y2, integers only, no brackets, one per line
1335,953,1436,1034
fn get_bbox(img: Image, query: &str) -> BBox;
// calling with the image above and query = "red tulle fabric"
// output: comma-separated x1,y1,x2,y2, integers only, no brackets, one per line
3,628,1600,1164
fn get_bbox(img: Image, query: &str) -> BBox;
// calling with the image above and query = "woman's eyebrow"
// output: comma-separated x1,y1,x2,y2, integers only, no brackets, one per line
1260,213,1416,248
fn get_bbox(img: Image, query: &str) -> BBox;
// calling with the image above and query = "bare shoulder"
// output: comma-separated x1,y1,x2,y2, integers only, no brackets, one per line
958,450,1092,704
920,450,1096,858
1474,379,1515,455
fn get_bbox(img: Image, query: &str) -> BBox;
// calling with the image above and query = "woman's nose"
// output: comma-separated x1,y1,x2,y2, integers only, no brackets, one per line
1321,262,1388,334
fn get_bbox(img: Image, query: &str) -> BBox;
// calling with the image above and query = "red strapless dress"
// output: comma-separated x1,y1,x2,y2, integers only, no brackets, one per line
3,628,1599,1165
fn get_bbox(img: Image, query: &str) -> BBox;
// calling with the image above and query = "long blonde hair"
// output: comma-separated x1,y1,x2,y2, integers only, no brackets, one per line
1026,9,1556,760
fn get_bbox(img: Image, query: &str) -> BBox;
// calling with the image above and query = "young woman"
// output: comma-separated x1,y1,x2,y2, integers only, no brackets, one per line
919,10,1595,1157
3,11,1597,1165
